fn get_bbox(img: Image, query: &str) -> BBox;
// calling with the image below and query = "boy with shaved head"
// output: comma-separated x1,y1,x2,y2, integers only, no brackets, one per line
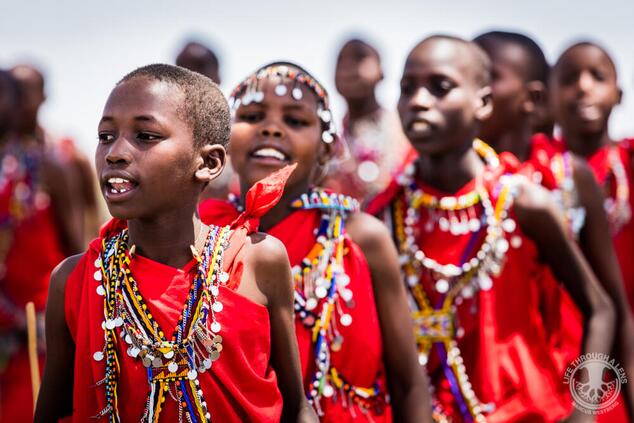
368,35,615,422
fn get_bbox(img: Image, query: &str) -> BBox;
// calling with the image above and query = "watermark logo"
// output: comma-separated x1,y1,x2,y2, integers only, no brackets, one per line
563,353,627,415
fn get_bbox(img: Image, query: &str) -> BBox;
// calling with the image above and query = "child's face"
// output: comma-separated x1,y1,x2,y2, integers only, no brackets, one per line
335,42,382,101
95,78,203,219
478,41,532,142
230,77,325,190
398,39,491,157
551,45,621,137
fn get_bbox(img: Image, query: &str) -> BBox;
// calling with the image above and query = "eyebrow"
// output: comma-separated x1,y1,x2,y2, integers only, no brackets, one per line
99,115,158,124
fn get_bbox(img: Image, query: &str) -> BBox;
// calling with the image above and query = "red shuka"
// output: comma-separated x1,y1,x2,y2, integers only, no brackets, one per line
552,138,634,311
0,184,65,421
63,167,299,422
367,161,572,422
500,135,584,380
200,195,390,422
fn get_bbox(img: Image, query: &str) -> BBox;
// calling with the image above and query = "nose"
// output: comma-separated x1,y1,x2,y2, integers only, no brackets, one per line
104,137,132,165
577,71,595,94
260,123,283,139
410,87,434,110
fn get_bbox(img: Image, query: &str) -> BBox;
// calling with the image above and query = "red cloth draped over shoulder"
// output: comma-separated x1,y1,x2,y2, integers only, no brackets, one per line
63,165,296,422
368,159,572,422
201,193,390,422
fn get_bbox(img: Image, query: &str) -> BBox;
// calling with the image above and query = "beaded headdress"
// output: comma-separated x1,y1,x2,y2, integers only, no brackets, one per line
229,62,339,147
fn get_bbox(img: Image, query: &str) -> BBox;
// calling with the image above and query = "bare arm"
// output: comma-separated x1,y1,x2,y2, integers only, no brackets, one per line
515,179,615,356
34,254,82,422
347,212,432,423
573,157,634,418
246,234,317,423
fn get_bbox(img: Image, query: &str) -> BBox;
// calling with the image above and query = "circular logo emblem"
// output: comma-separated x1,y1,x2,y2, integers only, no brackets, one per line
564,353,628,415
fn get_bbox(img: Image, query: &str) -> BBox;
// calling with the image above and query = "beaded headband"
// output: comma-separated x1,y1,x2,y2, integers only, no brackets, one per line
229,62,338,145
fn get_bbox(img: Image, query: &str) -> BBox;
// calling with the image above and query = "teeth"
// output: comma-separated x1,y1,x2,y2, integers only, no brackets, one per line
108,177,130,184
252,148,286,161
411,121,430,131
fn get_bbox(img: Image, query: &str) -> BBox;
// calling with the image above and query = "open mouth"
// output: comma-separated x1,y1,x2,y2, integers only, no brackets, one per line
249,147,290,163
574,103,601,121
102,176,139,202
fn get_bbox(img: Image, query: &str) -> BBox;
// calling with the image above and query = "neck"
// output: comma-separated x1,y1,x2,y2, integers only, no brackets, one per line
416,145,484,193
346,95,381,124
563,129,612,158
488,123,533,162
242,179,311,233
127,204,203,268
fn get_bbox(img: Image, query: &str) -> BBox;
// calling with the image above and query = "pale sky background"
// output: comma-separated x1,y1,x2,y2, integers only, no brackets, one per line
1,0,633,159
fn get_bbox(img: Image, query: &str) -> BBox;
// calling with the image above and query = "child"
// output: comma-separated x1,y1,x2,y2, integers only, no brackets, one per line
0,69,81,421
367,35,615,422
550,41,634,420
551,41,634,307
473,32,634,420
324,39,411,205
200,62,432,422
35,64,314,422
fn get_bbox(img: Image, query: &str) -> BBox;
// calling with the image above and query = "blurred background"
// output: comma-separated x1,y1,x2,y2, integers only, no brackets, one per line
1,0,633,160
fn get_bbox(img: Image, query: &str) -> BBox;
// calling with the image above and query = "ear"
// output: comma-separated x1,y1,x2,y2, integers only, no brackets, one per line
195,144,226,184
475,86,493,121
523,80,547,114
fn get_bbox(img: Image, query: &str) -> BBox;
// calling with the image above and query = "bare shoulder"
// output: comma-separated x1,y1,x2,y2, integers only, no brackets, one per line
513,175,558,214
243,232,293,306
49,253,85,300
570,154,598,187
244,232,290,270
511,176,565,237
345,211,392,251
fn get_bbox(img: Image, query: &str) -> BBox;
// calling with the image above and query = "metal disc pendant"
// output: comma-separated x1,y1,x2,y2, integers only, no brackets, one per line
340,314,352,326
275,84,288,96
168,362,178,373
93,351,104,361
292,87,303,100
187,369,198,380
435,279,449,293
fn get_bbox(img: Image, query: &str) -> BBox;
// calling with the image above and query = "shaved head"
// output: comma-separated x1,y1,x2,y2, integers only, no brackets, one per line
407,35,492,87
554,41,617,78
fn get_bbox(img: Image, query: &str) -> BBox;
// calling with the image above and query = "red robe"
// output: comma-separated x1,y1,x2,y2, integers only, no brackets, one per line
200,196,391,422
367,162,572,422
501,136,584,380
552,138,634,311
63,167,297,422
0,153,65,421
551,137,634,423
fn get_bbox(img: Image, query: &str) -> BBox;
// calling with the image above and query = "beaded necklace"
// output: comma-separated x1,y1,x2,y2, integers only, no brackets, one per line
550,152,586,238
289,188,387,416
94,225,231,423
389,143,521,422
603,146,631,234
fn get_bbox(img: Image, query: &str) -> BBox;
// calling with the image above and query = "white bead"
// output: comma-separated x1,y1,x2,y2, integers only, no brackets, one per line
93,351,104,361
212,301,223,312
96,285,106,296
94,258,102,268
94,270,102,281
340,314,352,326
435,279,449,293
211,321,221,333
